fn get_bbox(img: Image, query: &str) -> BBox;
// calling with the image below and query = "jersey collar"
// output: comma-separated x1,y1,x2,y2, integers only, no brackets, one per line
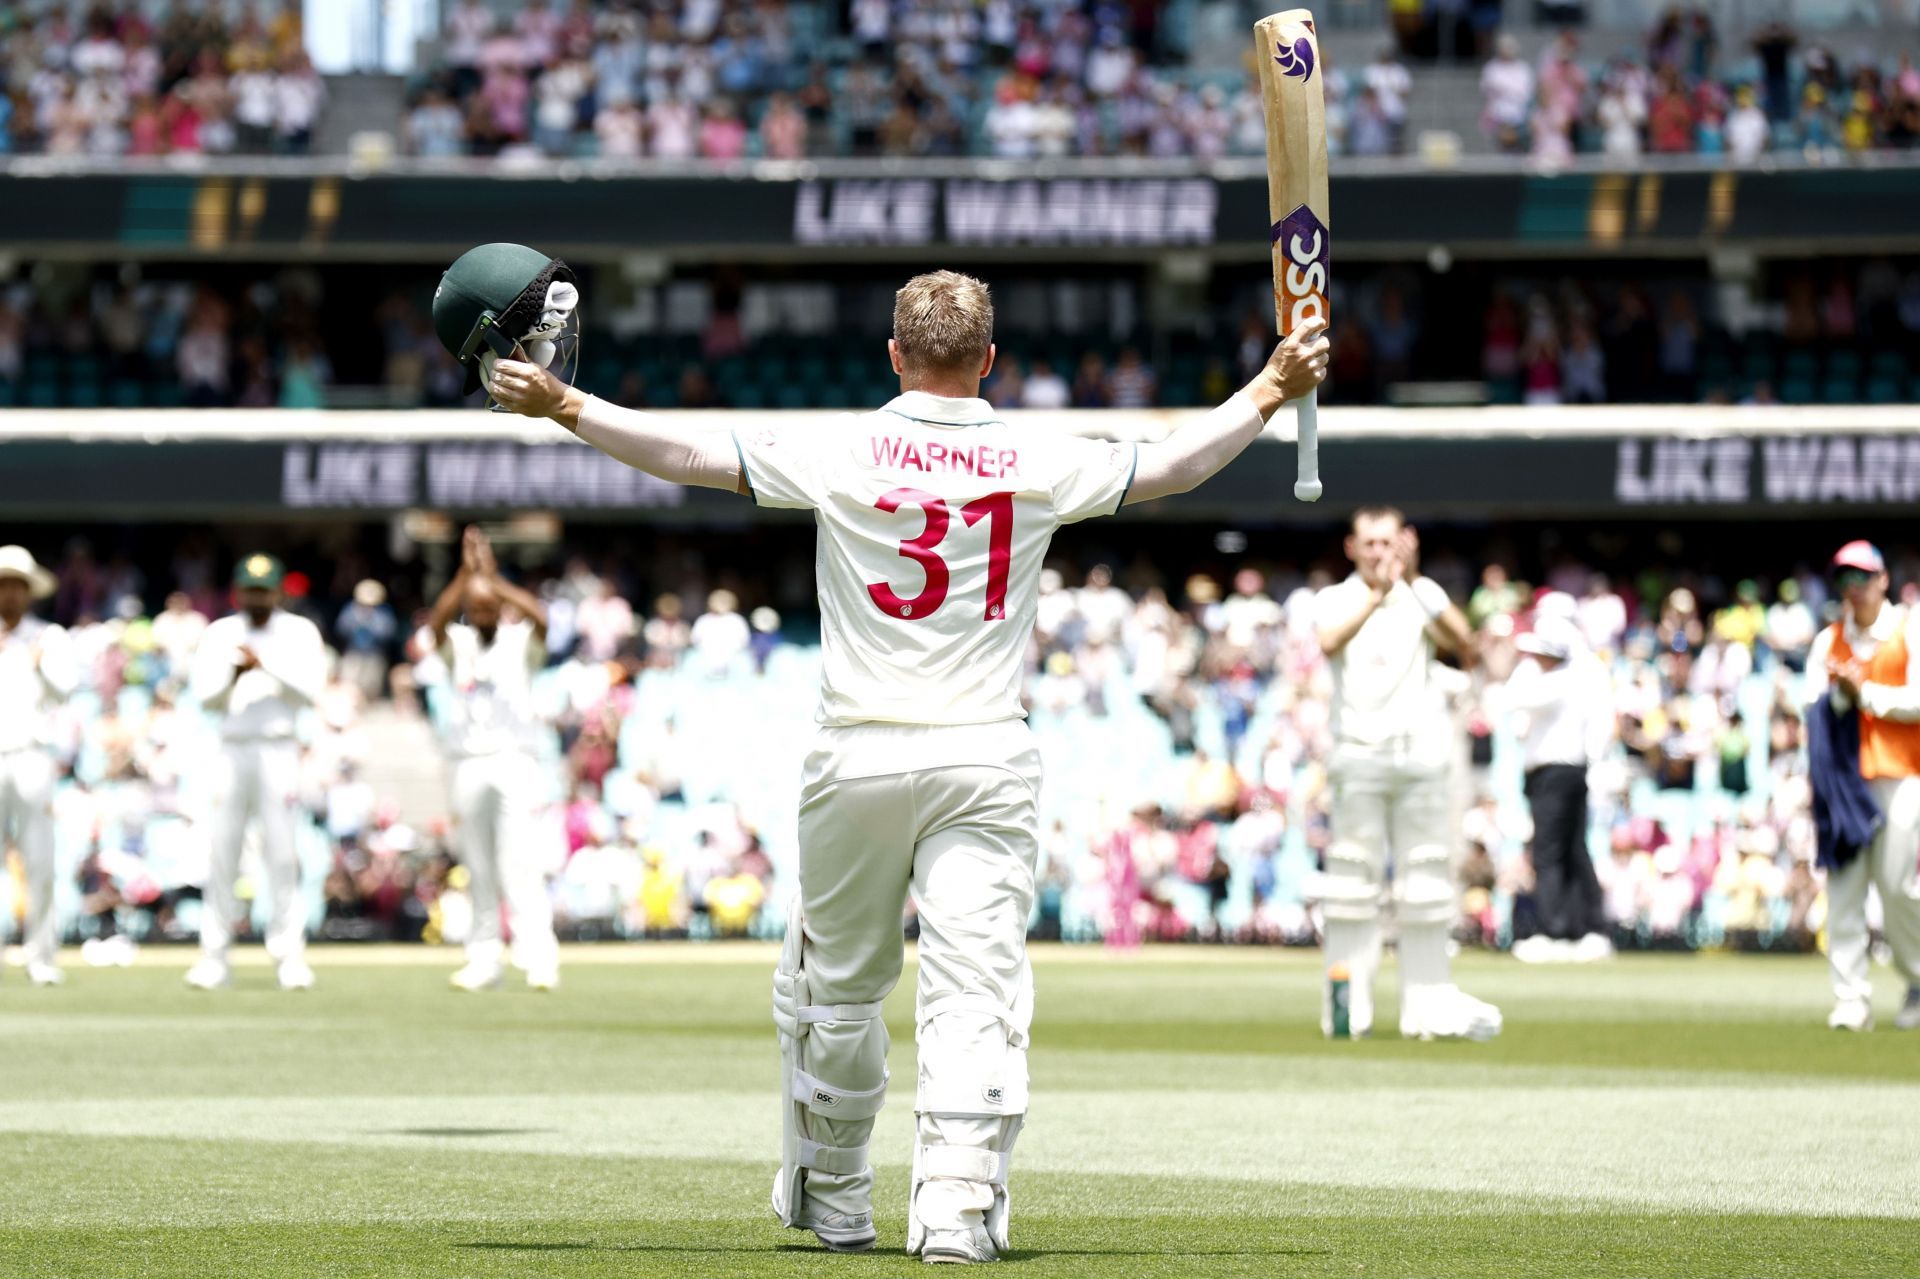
882,391,1002,428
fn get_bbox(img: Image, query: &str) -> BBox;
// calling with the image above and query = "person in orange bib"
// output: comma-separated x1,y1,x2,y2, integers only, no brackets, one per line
1805,540,1920,1031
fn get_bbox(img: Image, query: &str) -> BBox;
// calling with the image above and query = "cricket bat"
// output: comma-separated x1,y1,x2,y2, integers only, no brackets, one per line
1254,8,1329,503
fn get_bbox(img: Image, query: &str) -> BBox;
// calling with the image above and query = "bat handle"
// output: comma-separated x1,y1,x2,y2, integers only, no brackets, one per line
1293,388,1322,502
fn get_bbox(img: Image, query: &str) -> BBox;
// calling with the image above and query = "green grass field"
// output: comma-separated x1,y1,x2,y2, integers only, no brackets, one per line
1,945,1915,1278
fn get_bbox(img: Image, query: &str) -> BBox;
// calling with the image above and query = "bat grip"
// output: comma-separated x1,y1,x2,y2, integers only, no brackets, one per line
1293,388,1322,502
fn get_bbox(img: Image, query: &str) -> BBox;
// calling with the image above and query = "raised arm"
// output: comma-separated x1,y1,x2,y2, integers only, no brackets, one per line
474,529,548,642
1318,582,1387,659
1125,319,1328,506
427,534,475,652
486,359,743,493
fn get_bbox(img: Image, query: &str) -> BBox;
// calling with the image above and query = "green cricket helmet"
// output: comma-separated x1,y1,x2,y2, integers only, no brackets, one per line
433,242,580,396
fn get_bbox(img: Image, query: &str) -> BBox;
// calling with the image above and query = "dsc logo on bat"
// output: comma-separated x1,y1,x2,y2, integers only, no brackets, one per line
1272,204,1328,332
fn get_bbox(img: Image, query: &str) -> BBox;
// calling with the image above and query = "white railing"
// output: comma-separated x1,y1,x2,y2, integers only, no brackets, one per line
1,404,1914,445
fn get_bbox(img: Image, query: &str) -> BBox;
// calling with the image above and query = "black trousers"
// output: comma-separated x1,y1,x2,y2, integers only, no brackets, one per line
1524,763,1603,940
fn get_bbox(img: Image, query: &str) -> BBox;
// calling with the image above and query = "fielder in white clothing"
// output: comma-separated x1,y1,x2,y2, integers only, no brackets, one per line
424,525,561,993
486,269,1328,1263
1315,508,1502,1041
185,555,327,992
0,546,77,987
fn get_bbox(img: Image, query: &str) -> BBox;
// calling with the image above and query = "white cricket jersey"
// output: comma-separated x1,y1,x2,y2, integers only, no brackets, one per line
734,390,1137,727
189,612,327,741
1316,574,1450,748
437,619,545,758
0,616,76,753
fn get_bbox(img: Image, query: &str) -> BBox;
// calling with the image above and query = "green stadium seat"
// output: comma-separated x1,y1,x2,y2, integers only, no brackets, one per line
815,383,851,409
1487,378,1522,405
1782,350,1818,380
151,383,185,408
67,381,101,408
110,381,145,408
776,384,811,409
1869,351,1908,381
1866,376,1902,404
1779,377,1816,404
1825,350,1862,381
1820,376,1859,404
730,383,767,409
0,381,15,407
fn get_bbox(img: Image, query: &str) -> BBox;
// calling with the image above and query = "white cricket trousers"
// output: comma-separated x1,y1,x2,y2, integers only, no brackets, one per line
202,739,307,963
0,747,59,969
779,719,1041,1240
450,750,557,973
1320,735,1458,1027
1827,774,1920,1003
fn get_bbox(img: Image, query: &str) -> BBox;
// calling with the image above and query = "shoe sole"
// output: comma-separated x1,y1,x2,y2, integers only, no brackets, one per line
923,1252,990,1264
818,1233,877,1253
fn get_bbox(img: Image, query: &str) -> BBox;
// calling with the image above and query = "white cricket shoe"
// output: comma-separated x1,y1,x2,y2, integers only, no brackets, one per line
1510,934,1558,964
920,1224,998,1265
770,1171,876,1252
1572,933,1616,963
1827,998,1873,1032
1401,984,1503,1042
1895,987,1920,1032
185,957,231,990
26,963,65,987
277,957,316,991
449,962,504,992
525,965,560,992
81,935,138,967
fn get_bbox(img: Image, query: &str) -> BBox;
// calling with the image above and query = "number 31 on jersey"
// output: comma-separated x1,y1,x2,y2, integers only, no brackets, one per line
866,487,1013,622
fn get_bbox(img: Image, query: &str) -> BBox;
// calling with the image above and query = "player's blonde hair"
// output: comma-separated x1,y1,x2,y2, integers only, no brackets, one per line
892,271,993,376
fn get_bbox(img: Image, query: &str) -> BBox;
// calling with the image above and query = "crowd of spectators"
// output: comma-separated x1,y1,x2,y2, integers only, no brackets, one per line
1482,18,1920,162
1480,261,1920,406
5,256,1919,411
0,2,323,158
15,527,1907,961
0,273,341,409
408,0,1389,162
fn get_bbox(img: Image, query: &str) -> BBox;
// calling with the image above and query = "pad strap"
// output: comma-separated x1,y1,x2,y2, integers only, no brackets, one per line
799,1001,883,1024
797,1138,869,1176
792,1067,889,1120
917,1145,1009,1186
917,994,1028,1048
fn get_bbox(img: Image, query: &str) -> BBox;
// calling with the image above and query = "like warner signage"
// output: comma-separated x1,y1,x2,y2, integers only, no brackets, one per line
792,178,1219,247
1614,436,1920,506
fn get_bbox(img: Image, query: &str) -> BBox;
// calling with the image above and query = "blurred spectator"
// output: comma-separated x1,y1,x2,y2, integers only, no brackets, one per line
1105,349,1156,409
1363,45,1411,151
335,580,396,702
1481,35,1534,152
1021,360,1070,410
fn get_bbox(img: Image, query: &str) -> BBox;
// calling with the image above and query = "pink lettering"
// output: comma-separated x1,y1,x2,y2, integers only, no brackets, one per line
999,450,1019,477
926,442,948,467
902,442,924,469
977,450,999,478
871,436,903,467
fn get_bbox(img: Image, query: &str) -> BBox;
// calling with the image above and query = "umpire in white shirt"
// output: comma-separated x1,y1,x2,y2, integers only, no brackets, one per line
186,554,327,991
0,546,77,986
1507,613,1613,963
